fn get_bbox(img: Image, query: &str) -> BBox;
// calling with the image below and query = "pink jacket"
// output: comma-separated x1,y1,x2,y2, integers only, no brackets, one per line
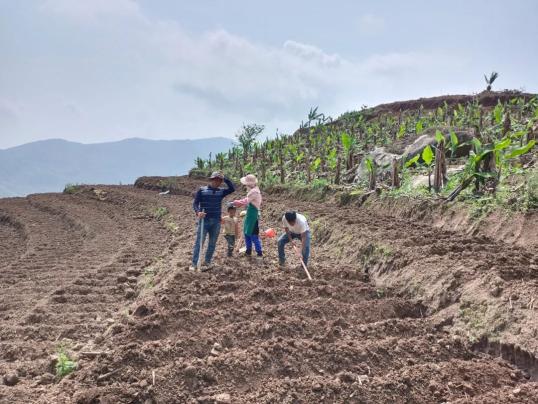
233,186,262,209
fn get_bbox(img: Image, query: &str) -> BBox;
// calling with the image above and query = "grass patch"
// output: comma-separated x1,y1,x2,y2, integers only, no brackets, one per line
63,183,82,194
151,206,169,220
149,206,180,233
164,220,179,233
143,267,156,289
358,242,393,273
55,346,77,378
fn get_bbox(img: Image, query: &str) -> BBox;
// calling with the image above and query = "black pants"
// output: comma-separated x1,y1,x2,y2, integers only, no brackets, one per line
224,235,236,257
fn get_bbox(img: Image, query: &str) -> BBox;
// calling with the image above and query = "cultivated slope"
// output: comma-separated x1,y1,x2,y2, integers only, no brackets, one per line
0,178,537,403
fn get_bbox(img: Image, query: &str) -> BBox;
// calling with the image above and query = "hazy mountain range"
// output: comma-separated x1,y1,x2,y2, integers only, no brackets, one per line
0,137,234,197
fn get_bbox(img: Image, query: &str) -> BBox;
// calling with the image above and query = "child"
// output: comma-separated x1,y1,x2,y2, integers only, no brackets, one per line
232,174,263,261
222,204,240,257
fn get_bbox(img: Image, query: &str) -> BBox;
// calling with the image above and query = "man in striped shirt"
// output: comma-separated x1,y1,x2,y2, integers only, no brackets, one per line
190,171,235,271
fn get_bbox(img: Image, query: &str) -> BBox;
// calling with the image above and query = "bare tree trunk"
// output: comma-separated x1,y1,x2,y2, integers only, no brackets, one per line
503,111,511,136
278,144,285,184
306,135,312,183
260,148,266,182
447,175,474,202
368,163,377,191
391,158,400,189
335,155,341,185
433,141,446,192
529,123,537,142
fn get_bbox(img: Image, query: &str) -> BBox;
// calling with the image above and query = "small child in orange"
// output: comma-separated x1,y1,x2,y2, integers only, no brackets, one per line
221,204,240,257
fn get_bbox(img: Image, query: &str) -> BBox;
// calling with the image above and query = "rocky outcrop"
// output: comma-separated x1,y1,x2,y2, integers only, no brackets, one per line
403,128,474,161
355,147,400,183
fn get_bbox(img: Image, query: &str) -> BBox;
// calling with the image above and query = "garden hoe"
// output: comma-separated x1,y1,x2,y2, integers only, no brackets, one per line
292,244,312,281
196,210,205,272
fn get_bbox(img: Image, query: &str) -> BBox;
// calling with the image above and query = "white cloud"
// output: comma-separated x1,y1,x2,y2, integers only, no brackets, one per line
0,2,469,148
0,99,20,130
40,0,142,21
358,13,385,35
283,40,343,67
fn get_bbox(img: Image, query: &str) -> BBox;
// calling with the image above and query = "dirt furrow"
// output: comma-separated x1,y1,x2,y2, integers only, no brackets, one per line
1,178,537,403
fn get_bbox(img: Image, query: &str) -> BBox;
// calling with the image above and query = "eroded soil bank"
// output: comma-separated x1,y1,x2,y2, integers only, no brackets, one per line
0,177,537,403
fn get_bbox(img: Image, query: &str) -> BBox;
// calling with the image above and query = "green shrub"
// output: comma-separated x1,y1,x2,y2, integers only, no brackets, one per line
56,347,76,378
152,207,169,220
527,169,538,209
63,183,81,194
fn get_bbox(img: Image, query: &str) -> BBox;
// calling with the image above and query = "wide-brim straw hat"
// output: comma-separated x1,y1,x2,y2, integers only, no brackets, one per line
240,174,258,187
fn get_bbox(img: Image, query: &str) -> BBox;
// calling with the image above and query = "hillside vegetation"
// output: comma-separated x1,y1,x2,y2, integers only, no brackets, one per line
191,90,538,211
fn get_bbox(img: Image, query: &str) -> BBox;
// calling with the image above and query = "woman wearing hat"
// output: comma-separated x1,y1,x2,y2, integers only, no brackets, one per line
232,174,263,262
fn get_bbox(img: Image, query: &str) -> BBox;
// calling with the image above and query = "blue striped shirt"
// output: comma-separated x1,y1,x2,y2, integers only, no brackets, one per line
192,178,235,219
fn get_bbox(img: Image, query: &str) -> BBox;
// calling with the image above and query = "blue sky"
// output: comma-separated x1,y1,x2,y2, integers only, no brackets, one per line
1,0,537,148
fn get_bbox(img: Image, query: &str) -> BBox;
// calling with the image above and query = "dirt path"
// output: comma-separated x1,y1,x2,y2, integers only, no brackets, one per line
1,179,537,403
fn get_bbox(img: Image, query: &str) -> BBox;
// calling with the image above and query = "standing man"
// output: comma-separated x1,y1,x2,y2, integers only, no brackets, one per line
190,172,235,271
278,211,311,268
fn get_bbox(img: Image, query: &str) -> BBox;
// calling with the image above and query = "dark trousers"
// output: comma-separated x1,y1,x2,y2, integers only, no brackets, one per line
245,220,262,256
224,234,236,257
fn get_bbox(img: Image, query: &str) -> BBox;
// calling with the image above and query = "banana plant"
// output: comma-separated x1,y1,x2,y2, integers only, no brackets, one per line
341,131,356,170
484,71,499,91
422,145,434,191
365,157,376,190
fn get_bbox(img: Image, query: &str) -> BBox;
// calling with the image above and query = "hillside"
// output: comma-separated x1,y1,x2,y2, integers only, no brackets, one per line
1,178,537,402
1,91,537,403
190,90,537,214
0,137,234,197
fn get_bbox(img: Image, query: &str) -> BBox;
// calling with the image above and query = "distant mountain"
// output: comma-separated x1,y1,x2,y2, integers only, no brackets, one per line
0,137,234,197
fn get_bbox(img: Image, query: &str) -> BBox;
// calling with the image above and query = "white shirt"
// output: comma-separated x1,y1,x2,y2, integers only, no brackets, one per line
282,213,310,234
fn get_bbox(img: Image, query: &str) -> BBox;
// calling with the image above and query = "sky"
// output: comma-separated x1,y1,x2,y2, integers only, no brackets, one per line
1,0,537,149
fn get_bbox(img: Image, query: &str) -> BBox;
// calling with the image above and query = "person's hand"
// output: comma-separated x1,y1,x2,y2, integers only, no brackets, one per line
196,211,207,218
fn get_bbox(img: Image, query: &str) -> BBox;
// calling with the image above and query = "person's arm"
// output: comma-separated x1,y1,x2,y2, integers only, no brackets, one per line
301,231,307,254
222,177,235,197
234,220,242,251
281,216,291,244
232,197,249,208
192,189,205,218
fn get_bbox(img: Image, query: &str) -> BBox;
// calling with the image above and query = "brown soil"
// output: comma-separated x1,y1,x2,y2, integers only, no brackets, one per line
367,90,536,117
1,177,537,403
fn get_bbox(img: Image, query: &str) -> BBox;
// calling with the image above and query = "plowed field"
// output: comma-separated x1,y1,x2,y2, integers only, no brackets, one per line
1,178,537,403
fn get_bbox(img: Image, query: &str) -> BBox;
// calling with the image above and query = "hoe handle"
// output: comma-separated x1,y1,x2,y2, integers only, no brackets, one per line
197,210,205,271
293,244,312,281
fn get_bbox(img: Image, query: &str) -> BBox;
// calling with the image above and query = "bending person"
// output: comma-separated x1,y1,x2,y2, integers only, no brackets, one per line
278,211,311,268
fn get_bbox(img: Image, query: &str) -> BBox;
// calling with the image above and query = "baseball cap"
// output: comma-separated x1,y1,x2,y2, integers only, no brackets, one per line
209,171,224,179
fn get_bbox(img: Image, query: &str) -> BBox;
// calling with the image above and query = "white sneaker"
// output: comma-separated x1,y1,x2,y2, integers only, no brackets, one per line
188,265,196,272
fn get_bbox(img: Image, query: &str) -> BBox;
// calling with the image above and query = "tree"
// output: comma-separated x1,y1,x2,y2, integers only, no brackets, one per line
216,152,226,171
194,157,205,170
484,71,499,91
235,123,265,166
